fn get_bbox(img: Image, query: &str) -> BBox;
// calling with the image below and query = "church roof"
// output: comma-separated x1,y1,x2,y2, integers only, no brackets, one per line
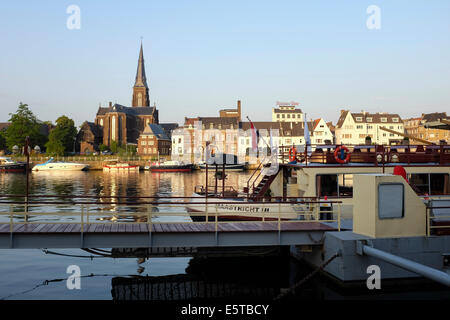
96,104,156,116
134,43,148,88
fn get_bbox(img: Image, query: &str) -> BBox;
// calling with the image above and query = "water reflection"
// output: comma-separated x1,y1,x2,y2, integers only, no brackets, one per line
0,170,253,224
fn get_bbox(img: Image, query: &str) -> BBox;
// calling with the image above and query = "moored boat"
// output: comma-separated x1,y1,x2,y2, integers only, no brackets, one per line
149,160,194,172
32,158,89,171
0,157,28,173
103,160,139,172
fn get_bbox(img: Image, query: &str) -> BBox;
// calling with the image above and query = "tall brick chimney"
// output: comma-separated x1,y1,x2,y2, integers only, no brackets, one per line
237,100,241,121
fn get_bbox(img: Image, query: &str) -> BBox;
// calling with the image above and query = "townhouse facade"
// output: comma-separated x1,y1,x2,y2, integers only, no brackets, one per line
335,110,404,145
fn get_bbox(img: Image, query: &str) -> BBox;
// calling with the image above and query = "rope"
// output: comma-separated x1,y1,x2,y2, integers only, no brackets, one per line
273,252,340,301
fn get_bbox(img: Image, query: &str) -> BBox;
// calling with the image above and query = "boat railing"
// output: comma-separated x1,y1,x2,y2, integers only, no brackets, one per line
278,144,450,166
0,194,344,233
426,199,450,236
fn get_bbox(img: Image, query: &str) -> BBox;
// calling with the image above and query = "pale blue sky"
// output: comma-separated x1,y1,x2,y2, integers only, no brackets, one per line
0,1,449,126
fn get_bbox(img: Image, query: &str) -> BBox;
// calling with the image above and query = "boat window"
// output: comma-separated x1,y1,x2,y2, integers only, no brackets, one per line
408,173,449,195
430,174,449,195
409,174,429,194
378,183,404,219
316,174,338,197
338,174,353,197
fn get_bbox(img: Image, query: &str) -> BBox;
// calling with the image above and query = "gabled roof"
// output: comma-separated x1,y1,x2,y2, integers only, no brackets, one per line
336,110,403,128
141,124,170,141
421,112,448,123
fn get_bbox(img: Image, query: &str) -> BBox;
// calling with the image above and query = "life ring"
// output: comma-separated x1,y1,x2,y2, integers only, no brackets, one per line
334,145,351,164
289,147,297,162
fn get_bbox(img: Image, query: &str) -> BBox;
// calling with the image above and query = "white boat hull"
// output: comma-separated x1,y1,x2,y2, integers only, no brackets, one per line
32,163,89,171
186,193,302,221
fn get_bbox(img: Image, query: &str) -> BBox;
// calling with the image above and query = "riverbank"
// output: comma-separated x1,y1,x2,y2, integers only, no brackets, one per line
8,156,261,170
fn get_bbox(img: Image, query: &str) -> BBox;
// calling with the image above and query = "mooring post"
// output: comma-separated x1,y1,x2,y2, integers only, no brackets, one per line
24,136,30,223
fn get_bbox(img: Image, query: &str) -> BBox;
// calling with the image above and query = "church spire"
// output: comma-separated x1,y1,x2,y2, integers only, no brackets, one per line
134,42,148,88
132,41,150,107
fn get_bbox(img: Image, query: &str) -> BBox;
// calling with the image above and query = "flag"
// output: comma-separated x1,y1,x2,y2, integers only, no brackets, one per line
247,117,258,153
269,128,273,151
304,114,312,157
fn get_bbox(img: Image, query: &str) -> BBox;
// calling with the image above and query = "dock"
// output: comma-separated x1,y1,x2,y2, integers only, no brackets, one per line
0,221,336,249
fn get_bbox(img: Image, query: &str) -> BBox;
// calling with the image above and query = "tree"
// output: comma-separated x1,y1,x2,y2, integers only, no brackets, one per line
99,144,109,152
110,140,120,154
0,131,6,151
45,139,65,156
5,103,47,150
45,115,77,155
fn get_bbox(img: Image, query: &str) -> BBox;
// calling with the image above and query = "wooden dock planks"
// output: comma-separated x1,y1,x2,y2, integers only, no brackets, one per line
0,221,337,234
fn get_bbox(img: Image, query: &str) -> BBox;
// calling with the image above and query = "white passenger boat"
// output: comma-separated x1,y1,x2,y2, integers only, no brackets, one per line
32,158,89,171
186,144,450,222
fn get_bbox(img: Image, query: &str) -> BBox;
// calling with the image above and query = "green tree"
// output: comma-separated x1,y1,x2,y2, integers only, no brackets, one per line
0,131,6,151
45,139,65,156
110,140,121,154
99,144,109,152
5,103,47,150
45,115,77,155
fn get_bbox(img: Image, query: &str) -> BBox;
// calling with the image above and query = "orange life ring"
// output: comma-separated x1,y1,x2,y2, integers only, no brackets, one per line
334,145,351,164
289,147,297,162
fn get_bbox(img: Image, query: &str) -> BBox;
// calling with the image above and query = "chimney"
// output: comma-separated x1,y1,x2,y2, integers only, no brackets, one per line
109,101,112,108
237,100,241,120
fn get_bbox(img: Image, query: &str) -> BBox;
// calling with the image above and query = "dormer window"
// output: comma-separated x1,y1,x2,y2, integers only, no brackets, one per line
381,118,387,123
356,117,363,122
367,117,372,122
393,118,399,122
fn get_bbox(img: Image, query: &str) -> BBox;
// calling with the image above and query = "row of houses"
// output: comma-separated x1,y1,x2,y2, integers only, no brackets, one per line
167,104,449,162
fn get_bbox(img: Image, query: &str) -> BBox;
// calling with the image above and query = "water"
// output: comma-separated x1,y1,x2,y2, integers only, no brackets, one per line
0,171,449,301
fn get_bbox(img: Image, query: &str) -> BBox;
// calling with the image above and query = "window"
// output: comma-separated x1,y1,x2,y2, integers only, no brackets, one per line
356,117,363,122
393,118,399,122
381,118,387,122
338,174,353,197
287,114,290,118
367,125,373,129
277,114,280,118
317,175,338,197
356,125,363,129
317,174,356,197
409,173,449,195
367,117,372,122
141,141,146,146
378,184,404,219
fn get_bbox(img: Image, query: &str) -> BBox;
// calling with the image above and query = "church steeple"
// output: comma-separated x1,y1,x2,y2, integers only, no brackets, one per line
132,42,150,107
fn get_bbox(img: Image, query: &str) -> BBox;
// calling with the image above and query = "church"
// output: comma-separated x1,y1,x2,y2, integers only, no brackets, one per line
77,44,161,154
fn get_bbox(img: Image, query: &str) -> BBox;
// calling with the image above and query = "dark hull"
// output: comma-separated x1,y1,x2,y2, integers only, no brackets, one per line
150,165,194,172
0,163,27,173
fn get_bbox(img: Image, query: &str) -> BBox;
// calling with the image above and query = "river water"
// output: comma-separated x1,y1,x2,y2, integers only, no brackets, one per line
0,170,449,301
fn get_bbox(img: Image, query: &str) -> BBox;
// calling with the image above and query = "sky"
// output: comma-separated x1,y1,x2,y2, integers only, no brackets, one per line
0,1,449,127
